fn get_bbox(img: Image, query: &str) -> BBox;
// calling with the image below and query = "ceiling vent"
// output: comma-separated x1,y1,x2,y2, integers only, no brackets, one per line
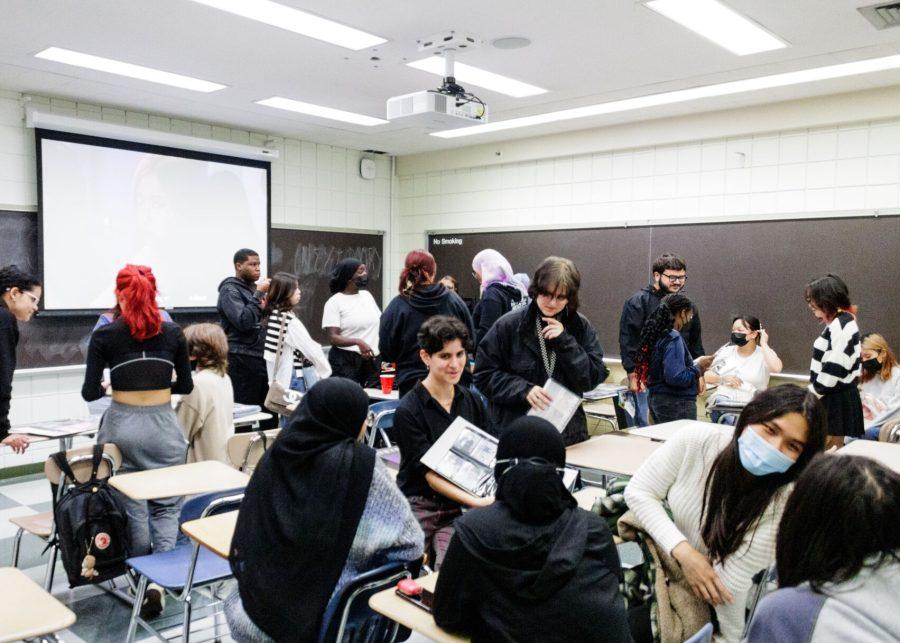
858,2,900,29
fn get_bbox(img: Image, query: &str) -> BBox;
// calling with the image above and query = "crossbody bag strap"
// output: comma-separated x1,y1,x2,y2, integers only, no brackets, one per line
272,312,289,373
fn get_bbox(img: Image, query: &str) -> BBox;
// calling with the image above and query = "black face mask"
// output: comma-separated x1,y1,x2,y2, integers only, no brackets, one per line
354,276,369,288
731,332,749,347
862,358,881,375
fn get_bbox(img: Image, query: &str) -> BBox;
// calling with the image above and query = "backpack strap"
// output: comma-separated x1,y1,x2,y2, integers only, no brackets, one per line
51,450,78,486
89,443,104,482
255,430,268,451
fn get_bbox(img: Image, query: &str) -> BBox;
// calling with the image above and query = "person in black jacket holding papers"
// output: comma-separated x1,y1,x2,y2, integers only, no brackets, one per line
433,416,631,643
393,315,489,569
475,256,608,446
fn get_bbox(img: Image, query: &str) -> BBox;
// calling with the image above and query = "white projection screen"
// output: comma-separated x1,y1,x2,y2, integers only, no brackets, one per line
37,130,269,310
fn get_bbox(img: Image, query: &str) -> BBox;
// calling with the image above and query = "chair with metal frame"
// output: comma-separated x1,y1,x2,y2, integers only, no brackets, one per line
366,400,400,449
124,489,245,643
9,444,122,590
225,429,281,473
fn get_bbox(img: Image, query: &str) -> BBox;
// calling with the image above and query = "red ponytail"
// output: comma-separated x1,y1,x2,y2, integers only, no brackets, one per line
115,265,162,341
398,250,436,297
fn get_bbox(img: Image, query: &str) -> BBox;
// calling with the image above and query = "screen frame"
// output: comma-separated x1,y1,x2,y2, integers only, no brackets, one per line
35,127,271,314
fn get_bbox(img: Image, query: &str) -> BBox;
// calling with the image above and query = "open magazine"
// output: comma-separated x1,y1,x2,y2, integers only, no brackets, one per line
527,378,582,432
421,417,580,498
10,418,96,438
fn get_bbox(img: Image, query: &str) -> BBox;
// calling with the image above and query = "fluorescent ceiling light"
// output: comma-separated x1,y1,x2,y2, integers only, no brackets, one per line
34,47,226,92
645,0,786,56
407,57,547,98
188,0,386,50
256,96,387,126
432,53,900,139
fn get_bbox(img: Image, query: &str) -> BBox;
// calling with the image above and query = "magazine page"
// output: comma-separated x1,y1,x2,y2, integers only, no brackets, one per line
10,418,96,437
527,378,581,432
421,416,498,497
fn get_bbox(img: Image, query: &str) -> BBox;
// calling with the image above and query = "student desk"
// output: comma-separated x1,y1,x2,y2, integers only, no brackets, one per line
10,419,99,452
364,387,399,401
566,433,661,483
181,510,238,559
233,412,273,430
838,439,900,473
368,572,468,643
627,419,725,442
109,460,250,500
0,567,76,643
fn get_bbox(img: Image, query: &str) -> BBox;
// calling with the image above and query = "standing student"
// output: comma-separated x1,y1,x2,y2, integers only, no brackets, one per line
632,293,712,424
471,248,528,347
624,385,827,642
0,266,41,454
177,323,234,465
393,316,490,569
217,248,271,423
379,250,474,397
744,455,900,642
859,333,900,439
439,275,458,293
322,258,382,388
264,273,331,397
433,417,631,643
619,253,704,427
93,305,172,331
475,256,608,446
805,274,863,447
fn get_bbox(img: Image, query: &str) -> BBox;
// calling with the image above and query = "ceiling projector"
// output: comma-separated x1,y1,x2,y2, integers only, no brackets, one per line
386,31,488,129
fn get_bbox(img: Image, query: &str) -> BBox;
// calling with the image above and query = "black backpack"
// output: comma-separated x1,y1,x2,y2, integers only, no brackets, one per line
51,445,130,587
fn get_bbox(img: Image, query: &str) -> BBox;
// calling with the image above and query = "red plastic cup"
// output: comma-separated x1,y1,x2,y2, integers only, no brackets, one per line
380,373,395,394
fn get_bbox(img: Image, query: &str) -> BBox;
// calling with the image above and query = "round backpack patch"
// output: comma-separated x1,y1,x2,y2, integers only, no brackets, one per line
95,532,111,550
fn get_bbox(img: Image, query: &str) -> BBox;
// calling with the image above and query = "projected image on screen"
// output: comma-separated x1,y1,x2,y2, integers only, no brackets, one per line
39,134,268,310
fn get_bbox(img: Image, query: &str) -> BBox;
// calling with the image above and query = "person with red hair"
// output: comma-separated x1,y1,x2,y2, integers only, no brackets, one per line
379,250,474,397
82,265,193,616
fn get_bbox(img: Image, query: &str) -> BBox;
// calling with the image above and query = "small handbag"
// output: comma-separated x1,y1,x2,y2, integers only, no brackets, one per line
264,314,298,416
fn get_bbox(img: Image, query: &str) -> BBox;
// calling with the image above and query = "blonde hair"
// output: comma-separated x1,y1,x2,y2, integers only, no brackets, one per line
861,333,897,383
183,323,229,376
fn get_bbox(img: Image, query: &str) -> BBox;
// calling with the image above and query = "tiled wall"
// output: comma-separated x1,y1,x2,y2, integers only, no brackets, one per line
0,89,393,470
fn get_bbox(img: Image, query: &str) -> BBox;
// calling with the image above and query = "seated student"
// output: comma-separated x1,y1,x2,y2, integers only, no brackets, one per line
624,385,827,642
176,323,234,464
745,454,900,642
439,275,458,293
433,416,631,643
471,248,528,347
393,315,490,569
226,378,424,642
859,333,900,439
705,316,783,423
632,293,713,424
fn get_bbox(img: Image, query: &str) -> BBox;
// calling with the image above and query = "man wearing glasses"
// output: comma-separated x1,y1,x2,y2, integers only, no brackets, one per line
618,253,704,427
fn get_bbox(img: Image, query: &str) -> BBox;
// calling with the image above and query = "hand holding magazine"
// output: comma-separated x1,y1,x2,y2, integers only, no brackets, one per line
527,378,581,433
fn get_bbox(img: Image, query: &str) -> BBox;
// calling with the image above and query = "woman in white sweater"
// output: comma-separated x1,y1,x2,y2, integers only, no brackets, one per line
859,333,900,438
624,385,827,642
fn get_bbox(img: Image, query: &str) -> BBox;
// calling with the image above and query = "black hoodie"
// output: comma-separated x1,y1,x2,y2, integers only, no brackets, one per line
0,303,19,440
378,284,475,394
473,282,526,349
216,276,265,357
433,503,631,643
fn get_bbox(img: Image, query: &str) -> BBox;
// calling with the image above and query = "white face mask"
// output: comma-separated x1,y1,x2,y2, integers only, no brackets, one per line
738,427,796,476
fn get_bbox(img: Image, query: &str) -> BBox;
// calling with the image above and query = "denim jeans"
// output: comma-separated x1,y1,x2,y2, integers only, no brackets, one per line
649,393,697,424
621,390,651,427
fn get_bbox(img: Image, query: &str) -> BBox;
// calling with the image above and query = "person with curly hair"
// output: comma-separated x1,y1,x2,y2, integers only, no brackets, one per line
632,293,713,423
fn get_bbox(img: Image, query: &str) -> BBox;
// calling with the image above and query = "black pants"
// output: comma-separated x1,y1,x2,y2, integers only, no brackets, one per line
649,392,697,424
228,352,278,430
328,348,381,388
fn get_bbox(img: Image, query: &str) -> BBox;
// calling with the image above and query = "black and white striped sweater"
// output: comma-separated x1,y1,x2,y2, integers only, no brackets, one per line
809,311,860,396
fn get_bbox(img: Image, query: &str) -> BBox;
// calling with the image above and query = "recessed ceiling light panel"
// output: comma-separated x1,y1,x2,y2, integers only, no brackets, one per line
491,36,532,50
256,96,388,126
407,57,546,98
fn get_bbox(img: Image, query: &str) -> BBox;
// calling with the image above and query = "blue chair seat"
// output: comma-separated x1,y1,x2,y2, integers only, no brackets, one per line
127,545,232,590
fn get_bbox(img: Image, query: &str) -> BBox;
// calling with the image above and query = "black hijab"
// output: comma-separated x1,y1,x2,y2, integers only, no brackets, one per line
329,258,362,294
230,378,374,642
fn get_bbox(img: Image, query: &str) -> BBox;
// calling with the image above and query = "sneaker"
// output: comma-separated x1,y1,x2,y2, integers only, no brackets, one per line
140,583,165,619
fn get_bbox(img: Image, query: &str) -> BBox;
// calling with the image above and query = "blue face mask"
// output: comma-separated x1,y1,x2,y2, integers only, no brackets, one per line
737,426,796,476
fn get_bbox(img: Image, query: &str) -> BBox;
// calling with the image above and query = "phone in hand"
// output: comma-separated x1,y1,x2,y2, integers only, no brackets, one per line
396,579,434,612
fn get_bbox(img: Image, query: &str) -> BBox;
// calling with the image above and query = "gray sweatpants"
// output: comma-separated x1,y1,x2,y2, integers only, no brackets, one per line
98,401,188,556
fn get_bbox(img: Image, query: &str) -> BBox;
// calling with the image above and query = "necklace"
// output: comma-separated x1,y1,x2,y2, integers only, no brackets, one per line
535,316,556,377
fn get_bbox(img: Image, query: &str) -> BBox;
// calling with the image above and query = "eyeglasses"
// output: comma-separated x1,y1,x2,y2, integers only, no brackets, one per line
538,292,569,303
661,273,687,283
21,291,40,305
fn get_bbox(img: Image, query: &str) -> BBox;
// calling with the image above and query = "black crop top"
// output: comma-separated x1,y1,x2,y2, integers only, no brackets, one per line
81,320,194,402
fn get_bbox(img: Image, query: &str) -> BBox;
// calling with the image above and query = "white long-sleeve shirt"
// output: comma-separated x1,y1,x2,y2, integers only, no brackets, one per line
624,425,790,643
264,310,331,390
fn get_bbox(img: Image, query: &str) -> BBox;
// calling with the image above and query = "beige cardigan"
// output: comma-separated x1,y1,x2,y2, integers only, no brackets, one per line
176,368,234,464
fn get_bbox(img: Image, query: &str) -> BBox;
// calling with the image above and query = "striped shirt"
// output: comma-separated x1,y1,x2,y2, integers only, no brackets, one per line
264,310,331,391
624,425,791,643
265,310,306,369
809,312,860,396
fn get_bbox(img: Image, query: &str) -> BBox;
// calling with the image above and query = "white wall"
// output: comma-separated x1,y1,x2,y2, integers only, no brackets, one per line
0,89,393,470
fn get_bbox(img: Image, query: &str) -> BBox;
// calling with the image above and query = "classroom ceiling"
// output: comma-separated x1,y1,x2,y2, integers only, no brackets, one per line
2,0,900,155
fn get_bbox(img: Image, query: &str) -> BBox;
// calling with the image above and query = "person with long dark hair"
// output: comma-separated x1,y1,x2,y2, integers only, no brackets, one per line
806,274,863,447
624,385,827,642
225,378,424,642
632,293,713,424
322,258,382,388
379,250,474,397
745,455,900,642
433,416,631,642
0,265,41,454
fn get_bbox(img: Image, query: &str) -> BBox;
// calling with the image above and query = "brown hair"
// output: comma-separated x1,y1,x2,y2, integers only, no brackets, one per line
861,333,897,383
265,272,300,313
183,323,229,376
528,256,581,312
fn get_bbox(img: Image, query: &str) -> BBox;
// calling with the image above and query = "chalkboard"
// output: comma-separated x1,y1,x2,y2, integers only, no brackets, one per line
270,227,384,344
428,215,900,375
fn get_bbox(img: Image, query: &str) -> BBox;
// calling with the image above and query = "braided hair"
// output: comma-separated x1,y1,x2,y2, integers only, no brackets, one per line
632,293,693,387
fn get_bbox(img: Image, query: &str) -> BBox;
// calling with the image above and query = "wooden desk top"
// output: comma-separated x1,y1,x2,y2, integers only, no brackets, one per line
0,567,76,643
181,511,238,559
627,419,724,442
838,440,900,473
364,387,399,401
369,573,468,643
566,433,661,476
233,412,273,426
109,460,250,500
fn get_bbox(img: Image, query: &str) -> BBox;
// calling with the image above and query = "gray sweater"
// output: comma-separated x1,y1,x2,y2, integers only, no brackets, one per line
744,558,900,642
